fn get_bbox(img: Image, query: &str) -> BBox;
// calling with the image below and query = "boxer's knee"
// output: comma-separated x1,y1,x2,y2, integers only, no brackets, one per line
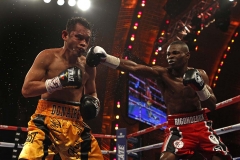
212,153,233,160
160,151,177,160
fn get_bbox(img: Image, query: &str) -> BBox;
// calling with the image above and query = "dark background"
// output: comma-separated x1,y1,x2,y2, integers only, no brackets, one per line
0,0,120,158
1,0,240,159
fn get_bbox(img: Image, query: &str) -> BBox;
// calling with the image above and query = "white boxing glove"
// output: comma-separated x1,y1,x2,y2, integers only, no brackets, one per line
86,46,120,69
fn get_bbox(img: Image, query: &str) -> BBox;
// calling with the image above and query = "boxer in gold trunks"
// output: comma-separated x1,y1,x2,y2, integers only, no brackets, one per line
19,17,104,160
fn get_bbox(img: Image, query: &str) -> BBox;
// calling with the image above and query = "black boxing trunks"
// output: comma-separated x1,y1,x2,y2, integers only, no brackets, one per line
18,99,104,160
161,110,232,160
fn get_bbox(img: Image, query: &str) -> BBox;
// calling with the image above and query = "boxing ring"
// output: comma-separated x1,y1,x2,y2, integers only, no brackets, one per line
1,95,240,160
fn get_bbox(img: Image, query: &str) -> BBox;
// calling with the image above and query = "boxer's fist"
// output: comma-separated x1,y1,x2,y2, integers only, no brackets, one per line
45,66,82,94
86,46,120,69
86,46,107,67
58,66,82,88
183,69,205,91
80,95,100,120
183,69,211,101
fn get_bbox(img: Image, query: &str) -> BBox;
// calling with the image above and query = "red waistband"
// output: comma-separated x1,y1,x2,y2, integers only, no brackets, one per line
167,110,208,126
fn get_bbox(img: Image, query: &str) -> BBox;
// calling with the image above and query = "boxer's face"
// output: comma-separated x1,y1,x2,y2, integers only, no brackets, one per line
166,44,189,68
65,23,91,56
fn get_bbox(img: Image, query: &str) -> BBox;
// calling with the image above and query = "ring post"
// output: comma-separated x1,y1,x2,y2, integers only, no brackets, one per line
116,128,127,160
12,126,22,159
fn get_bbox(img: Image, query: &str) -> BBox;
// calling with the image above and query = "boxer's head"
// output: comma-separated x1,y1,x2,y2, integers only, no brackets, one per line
62,17,92,56
66,17,91,34
166,40,190,68
169,40,189,53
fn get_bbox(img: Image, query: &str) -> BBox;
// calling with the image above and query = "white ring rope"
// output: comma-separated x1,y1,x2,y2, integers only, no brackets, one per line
1,122,240,155
0,142,138,156
0,95,240,158
215,123,240,135
1,95,240,139
127,122,240,153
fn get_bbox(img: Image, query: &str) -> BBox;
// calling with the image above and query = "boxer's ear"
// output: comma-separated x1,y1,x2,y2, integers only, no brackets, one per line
185,52,190,59
62,30,68,41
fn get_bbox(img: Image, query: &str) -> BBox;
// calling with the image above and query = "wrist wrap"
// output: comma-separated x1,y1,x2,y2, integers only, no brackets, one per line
196,85,211,101
102,55,120,69
45,77,62,94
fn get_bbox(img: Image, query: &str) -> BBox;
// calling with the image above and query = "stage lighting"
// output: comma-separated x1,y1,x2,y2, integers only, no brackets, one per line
77,0,91,11
43,0,51,3
182,33,197,51
57,0,64,6
68,0,76,7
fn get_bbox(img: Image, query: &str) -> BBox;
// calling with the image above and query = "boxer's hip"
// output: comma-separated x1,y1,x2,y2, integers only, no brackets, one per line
167,109,208,127
35,99,82,121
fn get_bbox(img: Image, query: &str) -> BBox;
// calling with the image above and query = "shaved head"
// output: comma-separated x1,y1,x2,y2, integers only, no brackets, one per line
169,40,189,53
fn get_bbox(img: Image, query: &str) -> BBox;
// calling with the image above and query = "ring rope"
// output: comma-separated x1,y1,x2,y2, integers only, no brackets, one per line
0,125,116,139
126,122,240,153
1,123,240,154
127,122,168,138
205,95,240,113
127,95,240,138
0,95,240,158
0,142,138,156
1,95,240,139
215,123,240,135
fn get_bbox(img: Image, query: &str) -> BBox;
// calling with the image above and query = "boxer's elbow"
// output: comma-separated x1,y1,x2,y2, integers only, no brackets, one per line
21,86,35,98
208,103,216,111
22,87,30,97
204,97,217,111
201,95,217,111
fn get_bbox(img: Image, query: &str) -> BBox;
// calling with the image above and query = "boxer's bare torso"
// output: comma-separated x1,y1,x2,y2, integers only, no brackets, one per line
39,48,93,102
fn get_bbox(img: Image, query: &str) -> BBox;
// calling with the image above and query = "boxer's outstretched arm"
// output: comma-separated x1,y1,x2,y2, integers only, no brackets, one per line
86,46,164,78
117,59,162,78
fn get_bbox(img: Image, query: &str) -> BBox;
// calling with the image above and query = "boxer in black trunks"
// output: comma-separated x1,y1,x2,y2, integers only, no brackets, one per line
85,40,232,160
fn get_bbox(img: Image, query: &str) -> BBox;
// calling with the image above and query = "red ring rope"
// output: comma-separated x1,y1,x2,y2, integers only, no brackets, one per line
1,95,240,139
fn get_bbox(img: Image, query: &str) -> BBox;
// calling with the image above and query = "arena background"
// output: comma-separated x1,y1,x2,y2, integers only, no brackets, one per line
0,0,240,159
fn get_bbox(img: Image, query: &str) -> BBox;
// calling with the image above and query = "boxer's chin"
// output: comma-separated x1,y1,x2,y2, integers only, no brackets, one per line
77,49,86,57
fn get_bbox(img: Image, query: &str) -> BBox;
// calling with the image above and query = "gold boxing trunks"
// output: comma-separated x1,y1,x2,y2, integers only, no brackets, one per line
18,99,104,160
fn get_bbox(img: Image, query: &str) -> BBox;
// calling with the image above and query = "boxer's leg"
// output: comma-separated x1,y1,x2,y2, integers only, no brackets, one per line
18,114,54,160
159,151,177,160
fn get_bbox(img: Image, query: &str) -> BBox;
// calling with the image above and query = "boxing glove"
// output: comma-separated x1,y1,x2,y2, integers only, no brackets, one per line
45,66,82,94
183,69,210,101
86,46,120,69
80,95,100,120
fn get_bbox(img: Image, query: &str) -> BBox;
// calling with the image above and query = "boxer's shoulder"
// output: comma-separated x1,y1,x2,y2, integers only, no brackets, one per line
37,48,59,59
33,48,63,70
153,65,168,74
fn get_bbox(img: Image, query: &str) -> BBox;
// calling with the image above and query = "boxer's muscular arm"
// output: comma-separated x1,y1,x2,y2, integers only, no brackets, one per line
22,50,51,97
86,46,163,78
199,69,217,111
81,65,100,120
117,59,163,78
84,66,97,97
